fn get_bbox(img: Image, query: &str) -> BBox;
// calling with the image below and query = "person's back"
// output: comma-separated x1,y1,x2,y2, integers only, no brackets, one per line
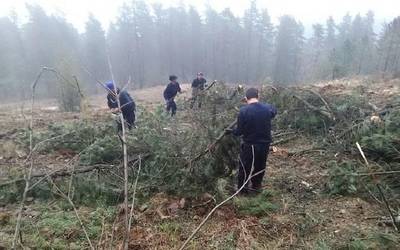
163,75,181,116
163,81,181,100
107,89,135,112
229,87,277,194
106,82,136,130
235,102,276,144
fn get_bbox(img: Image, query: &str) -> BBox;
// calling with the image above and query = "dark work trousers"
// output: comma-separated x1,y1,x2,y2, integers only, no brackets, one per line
238,143,270,192
190,87,203,109
116,112,135,132
166,98,177,116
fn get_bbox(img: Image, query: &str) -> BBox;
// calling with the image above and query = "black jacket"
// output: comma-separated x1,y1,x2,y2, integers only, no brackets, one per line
192,78,207,89
163,82,181,100
233,102,277,144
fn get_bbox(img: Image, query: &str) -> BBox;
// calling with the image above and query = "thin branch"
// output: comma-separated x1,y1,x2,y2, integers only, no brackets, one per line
47,177,94,249
204,80,217,91
12,67,45,249
1,164,115,188
180,146,262,249
106,52,130,250
356,142,399,232
24,132,74,163
128,156,142,233
308,89,335,120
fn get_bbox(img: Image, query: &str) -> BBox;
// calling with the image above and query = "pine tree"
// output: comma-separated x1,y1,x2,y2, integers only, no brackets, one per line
83,14,108,92
273,16,304,84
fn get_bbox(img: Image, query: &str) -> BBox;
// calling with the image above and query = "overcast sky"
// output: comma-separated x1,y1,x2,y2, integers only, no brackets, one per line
0,0,398,32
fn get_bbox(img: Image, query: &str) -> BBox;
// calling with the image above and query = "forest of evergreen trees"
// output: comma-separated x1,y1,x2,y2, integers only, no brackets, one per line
1,1,400,101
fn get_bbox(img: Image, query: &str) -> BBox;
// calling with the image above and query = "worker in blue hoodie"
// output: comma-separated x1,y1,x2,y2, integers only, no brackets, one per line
226,88,277,194
163,75,181,116
106,81,136,131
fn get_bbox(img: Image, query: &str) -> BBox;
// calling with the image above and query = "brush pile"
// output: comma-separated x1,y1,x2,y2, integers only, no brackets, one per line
2,79,400,203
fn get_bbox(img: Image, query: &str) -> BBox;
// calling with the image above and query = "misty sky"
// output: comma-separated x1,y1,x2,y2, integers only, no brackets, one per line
0,0,398,31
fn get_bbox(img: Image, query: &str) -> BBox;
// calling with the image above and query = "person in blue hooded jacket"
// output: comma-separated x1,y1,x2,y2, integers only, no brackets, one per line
106,81,136,131
226,87,277,194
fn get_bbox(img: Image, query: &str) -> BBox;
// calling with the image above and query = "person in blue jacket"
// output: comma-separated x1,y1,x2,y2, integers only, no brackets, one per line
106,81,136,131
163,75,181,116
226,87,277,194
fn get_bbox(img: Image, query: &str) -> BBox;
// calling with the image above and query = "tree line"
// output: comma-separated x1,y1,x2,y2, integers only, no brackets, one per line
0,1,400,101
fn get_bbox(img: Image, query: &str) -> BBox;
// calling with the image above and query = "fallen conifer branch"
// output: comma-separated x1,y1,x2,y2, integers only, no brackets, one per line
293,94,334,120
328,170,400,177
356,142,399,232
308,89,335,120
1,154,149,188
188,120,237,166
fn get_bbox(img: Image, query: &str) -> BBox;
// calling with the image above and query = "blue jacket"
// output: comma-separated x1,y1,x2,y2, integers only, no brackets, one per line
233,102,277,144
163,82,181,100
107,89,136,122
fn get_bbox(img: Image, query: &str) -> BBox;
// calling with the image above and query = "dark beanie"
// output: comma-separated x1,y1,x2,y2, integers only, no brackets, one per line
245,88,259,99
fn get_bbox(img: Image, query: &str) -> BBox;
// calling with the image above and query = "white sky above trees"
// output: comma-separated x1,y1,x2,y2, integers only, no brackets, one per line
0,0,398,32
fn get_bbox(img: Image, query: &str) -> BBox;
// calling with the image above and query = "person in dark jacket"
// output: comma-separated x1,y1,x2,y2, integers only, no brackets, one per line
226,88,277,194
190,72,207,109
106,81,136,132
163,75,181,116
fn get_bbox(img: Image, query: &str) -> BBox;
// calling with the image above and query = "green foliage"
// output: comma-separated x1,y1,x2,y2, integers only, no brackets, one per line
327,160,359,195
314,239,332,250
158,221,183,235
357,110,400,161
11,205,116,249
79,135,121,165
18,121,115,152
68,177,123,206
233,190,277,216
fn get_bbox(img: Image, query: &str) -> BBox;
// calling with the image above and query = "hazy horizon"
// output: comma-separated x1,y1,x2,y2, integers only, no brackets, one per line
0,0,397,32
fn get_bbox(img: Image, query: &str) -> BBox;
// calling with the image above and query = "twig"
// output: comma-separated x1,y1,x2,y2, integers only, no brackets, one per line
23,132,74,164
67,161,77,199
12,67,45,249
205,80,217,91
180,146,263,249
1,164,116,188
356,142,399,232
97,216,106,249
106,52,130,250
47,176,94,249
308,89,335,120
128,156,142,234
108,211,120,250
